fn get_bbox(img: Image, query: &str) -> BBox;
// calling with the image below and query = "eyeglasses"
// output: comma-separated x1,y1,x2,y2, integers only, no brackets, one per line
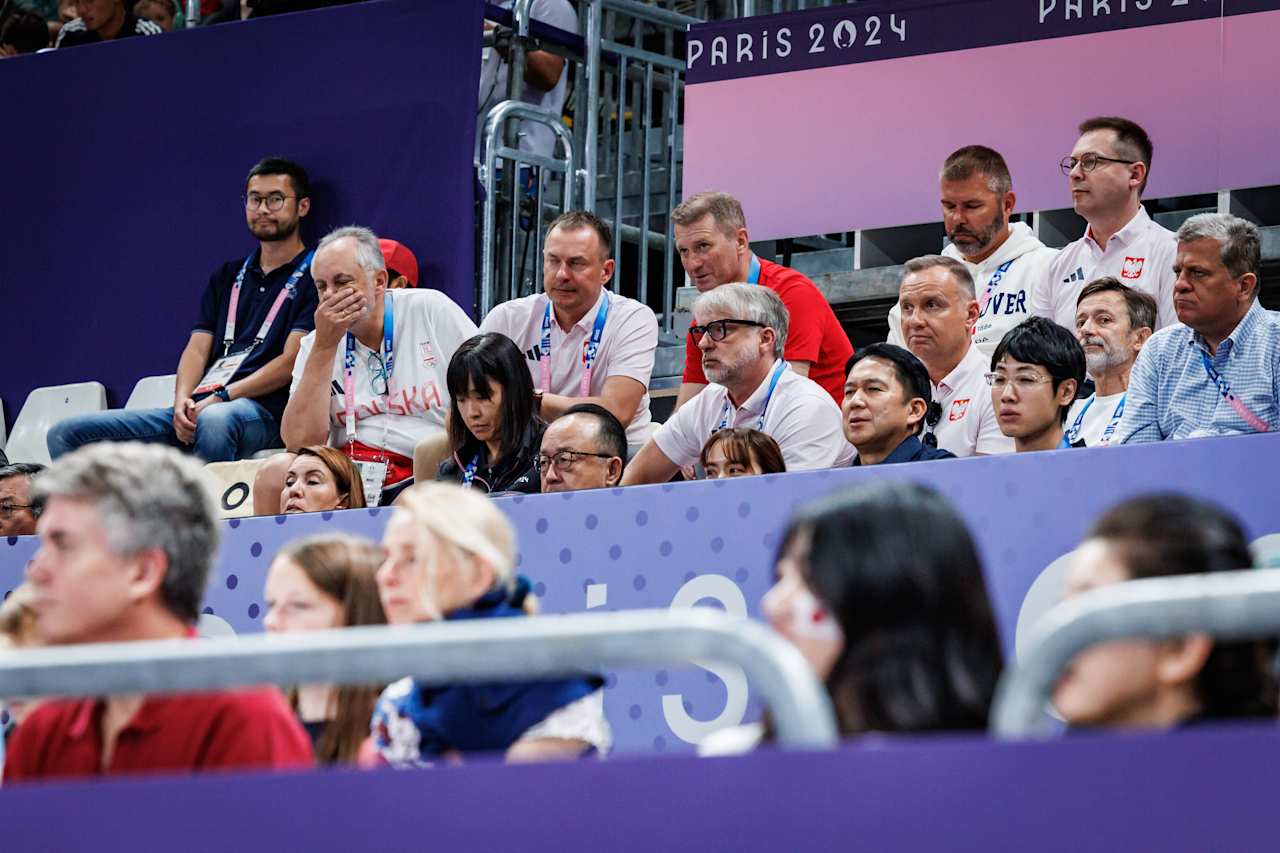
1059,153,1138,176
985,373,1055,392
689,319,766,343
368,353,389,397
0,502,35,519
243,192,296,212
537,449,614,472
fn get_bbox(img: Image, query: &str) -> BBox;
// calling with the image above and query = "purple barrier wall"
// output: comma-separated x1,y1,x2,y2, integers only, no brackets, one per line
683,0,1280,240
2,723,1278,850
5,433,1279,755
0,0,481,431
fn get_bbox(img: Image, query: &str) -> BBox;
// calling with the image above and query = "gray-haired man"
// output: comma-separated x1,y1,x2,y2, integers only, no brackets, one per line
0,462,44,538
622,285,852,484
1118,213,1280,442
276,226,478,506
5,443,312,781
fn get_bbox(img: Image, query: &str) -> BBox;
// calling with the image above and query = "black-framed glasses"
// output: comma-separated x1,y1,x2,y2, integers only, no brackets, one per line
537,449,614,472
1059,153,1138,176
368,353,389,397
689,319,766,343
243,192,296,212
0,502,35,519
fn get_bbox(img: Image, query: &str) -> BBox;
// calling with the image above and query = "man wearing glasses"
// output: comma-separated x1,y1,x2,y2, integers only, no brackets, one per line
1032,117,1177,333
47,158,319,463
538,404,627,493
988,317,1086,453
622,285,852,485
0,463,43,538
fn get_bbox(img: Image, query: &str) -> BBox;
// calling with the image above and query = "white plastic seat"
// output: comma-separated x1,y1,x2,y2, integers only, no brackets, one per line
5,382,108,465
126,374,177,410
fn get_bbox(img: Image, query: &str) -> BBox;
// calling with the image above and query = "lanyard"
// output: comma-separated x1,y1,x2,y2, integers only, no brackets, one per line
746,254,761,285
1062,393,1126,447
975,258,1016,318
717,360,786,432
540,293,610,396
344,293,396,449
223,251,314,357
1200,351,1271,433
462,451,483,487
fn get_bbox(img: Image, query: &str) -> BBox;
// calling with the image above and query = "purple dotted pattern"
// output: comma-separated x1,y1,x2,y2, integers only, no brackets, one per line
3,436,1280,753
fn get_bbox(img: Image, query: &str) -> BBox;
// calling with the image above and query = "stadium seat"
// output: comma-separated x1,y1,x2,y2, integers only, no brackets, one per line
126,374,177,410
5,382,108,465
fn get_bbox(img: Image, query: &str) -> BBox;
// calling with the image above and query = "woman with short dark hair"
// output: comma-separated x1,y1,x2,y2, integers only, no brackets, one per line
1053,494,1278,729
437,333,544,494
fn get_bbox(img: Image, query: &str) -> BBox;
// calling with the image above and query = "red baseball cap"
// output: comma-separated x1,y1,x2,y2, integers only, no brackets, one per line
379,238,419,288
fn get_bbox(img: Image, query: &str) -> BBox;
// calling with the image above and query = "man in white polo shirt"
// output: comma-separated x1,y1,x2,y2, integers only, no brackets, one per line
899,255,1014,457
889,145,1058,358
622,285,852,484
481,210,658,454
1063,277,1155,447
270,225,478,507
1033,116,1176,332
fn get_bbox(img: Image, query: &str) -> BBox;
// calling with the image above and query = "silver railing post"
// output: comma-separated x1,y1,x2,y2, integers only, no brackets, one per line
991,569,1280,740
0,610,838,750
584,0,603,211
185,0,200,28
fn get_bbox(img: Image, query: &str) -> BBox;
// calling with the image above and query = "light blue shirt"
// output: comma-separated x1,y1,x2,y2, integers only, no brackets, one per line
1118,300,1280,443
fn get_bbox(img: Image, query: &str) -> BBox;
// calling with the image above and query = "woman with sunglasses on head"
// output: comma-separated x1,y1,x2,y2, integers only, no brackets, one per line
371,483,610,765
436,333,544,495
703,480,1001,754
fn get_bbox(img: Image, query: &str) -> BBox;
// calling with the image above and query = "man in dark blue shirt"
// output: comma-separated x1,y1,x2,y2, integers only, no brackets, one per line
844,344,955,466
47,158,319,463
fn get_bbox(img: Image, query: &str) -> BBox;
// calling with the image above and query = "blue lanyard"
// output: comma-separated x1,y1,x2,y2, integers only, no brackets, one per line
540,293,610,395
1199,351,1270,432
717,360,786,432
462,451,483,487
746,254,761,285
1062,393,1127,447
343,292,395,447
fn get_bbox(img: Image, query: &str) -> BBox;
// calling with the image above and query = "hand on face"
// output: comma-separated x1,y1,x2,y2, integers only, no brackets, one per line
313,285,368,348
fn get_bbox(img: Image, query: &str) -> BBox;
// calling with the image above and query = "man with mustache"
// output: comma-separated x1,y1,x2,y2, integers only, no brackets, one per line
1062,278,1155,447
1033,116,1177,333
890,146,1058,357
47,158,319,463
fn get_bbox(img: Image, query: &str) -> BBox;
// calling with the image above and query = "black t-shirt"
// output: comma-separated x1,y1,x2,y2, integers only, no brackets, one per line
194,247,318,423
55,13,163,48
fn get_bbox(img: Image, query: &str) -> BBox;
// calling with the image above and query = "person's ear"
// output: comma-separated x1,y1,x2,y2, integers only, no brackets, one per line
606,457,624,486
1002,190,1016,222
297,196,311,219
337,492,350,510
760,326,778,357
1132,326,1153,351
905,396,928,430
600,257,615,286
1055,378,1078,408
1238,272,1259,303
1129,161,1147,194
1155,633,1213,689
373,268,388,296
127,548,169,608
467,558,498,601
965,297,980,329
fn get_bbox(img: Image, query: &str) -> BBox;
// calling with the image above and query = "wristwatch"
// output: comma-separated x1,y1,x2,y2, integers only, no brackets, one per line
214,386,232,402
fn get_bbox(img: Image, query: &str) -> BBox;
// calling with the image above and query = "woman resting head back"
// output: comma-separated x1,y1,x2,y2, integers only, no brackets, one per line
765,480,1003,735
264,534,386,764
279,446,366,514
700,428,785,480
1053,493,1278,729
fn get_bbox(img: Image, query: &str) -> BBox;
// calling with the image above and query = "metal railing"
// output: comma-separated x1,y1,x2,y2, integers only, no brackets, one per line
991,569,1280,740
0,609,838,750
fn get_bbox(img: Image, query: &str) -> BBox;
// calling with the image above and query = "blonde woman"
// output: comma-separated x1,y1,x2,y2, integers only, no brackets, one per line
371,483,610,765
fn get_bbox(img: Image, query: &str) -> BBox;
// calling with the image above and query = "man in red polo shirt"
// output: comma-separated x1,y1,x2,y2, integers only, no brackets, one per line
4,443,313,782
671,191,853,410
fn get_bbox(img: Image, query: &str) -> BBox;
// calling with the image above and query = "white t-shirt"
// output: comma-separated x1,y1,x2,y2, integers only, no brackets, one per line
1064,392,1128,447
480,288,658,445
924,343,1014,457
653,361,855,471
1033,206,1177,332
290,289,479,459
478,0,578,157
888,223,1059,358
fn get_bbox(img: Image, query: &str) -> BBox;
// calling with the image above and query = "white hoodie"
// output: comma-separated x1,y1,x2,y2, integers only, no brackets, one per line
888,222,1059,359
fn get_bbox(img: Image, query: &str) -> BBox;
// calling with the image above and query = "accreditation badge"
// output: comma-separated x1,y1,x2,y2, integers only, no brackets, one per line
354,459,389,507
194,351,251,396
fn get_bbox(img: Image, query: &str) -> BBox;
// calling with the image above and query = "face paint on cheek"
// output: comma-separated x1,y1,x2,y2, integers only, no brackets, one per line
786,584,844,644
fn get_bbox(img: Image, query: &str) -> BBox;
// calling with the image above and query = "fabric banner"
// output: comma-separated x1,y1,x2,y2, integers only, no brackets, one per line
5,433,1278,755
683,0,1280,239
0,0,482,431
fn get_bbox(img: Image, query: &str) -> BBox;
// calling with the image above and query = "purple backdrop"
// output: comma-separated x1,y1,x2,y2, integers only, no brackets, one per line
683,0,1280,239
5,433,1279,755
0,0,481,431
2,723,1279,850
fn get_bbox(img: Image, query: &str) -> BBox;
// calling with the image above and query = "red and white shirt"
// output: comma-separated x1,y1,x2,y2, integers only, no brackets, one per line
1034,206,1177,332
926,343,1014,457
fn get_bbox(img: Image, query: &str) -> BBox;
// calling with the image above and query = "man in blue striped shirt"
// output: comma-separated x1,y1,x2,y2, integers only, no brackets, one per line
1117,213,1279,443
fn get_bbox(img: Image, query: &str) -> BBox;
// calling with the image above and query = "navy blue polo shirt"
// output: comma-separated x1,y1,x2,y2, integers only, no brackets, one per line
852,434,956,466
193,248,318,423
